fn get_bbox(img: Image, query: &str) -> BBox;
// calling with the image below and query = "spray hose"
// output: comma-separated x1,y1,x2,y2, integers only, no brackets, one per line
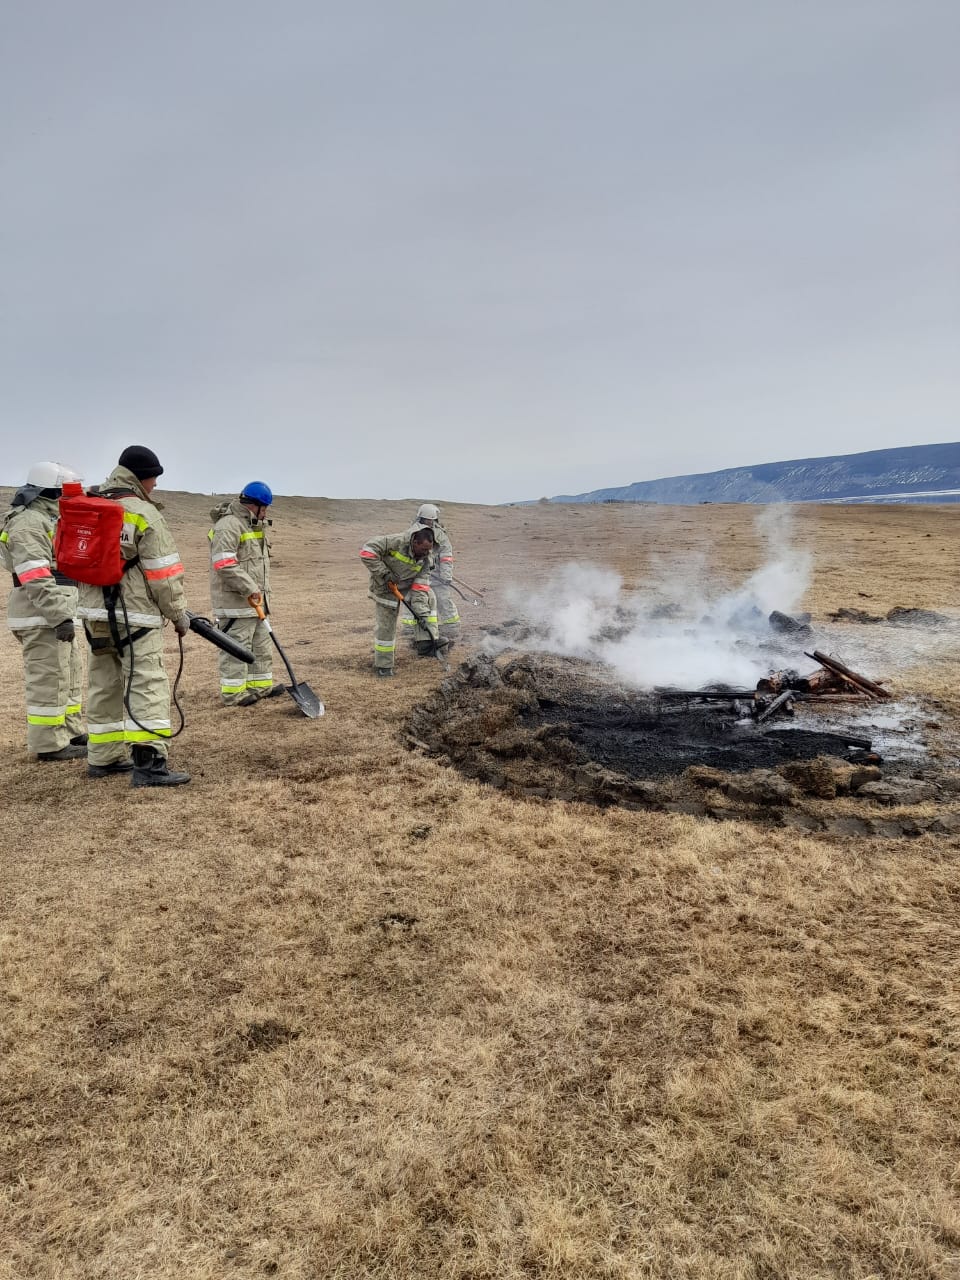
111,594,255,744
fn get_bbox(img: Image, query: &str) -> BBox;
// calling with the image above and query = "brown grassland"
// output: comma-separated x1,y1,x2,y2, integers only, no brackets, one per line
1,494,959,1280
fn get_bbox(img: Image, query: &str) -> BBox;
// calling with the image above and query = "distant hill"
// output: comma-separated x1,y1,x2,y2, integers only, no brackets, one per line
548,442,960,506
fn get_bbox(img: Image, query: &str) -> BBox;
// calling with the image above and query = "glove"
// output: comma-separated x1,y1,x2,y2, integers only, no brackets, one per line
173,614,190,637
54,619,75,642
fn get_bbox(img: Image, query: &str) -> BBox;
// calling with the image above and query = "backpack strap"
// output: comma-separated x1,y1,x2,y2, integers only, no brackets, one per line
99,489,144,576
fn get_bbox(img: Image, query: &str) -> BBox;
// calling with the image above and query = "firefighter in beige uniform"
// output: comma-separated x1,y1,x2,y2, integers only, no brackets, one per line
78,446,191,787
401,503,461,648
0,461,86,761
359,523,446,676
208,482,280,706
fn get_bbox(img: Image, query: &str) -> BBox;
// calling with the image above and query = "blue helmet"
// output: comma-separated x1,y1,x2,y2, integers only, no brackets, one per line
240,481,273,506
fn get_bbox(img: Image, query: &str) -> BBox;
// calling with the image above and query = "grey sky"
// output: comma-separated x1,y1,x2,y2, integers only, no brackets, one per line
3,1,958,503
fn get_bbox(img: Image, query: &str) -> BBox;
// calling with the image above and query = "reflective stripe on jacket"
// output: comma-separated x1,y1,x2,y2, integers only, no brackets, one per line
1,495,78,631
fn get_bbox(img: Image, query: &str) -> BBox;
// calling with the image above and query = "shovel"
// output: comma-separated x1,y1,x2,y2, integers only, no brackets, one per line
247,595,324,718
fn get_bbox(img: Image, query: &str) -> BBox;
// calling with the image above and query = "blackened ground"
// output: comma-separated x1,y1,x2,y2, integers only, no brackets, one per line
530,697,872,780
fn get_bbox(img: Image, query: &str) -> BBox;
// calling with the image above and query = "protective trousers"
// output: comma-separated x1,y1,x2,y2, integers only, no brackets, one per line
15,627,83,754
374,595,436,671
217,616,273,704
402,583,459,646
86,625,172,763
435,583,461,643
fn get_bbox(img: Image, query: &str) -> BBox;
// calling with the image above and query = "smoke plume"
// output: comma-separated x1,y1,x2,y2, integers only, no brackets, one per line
492,507,814,689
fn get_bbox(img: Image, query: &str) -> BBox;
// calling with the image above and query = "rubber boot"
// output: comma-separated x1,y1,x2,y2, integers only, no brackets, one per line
88,758,134,778
37,743,87,761
131,745,190,788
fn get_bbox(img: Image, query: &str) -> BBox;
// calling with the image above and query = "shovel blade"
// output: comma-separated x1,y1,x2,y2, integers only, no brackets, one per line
286,682,324,718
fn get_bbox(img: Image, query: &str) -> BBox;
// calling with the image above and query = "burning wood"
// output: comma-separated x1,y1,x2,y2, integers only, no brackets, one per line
756,689,795,724
757,667,845,696
805,650,892,700
753,651,891,723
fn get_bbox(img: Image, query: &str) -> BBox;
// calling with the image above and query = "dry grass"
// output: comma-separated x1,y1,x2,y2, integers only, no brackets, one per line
1,495,959,1279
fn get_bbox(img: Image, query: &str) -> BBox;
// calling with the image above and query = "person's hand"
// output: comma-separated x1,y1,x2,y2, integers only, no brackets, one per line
54,619,75,642
248,592,262,607
173,614,190,637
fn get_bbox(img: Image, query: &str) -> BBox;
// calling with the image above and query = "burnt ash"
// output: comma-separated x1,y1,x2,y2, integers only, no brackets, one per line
529,696,870,780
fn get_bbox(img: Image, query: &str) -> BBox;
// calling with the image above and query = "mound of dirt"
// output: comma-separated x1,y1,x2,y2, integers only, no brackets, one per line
828,604,949,626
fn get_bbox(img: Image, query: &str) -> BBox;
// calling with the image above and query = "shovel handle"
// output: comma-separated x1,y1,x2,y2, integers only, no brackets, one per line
247,594,272,632
388,581,406,608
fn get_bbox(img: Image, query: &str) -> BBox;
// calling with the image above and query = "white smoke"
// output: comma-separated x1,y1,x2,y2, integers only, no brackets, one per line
493,507,815,689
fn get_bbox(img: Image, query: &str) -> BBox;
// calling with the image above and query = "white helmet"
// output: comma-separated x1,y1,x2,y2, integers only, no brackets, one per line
416,503,440,523
26,461,80,490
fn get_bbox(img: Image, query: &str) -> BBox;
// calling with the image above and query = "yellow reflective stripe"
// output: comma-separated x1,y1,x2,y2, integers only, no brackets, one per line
439,613,460,624
0,531,7,542
239,530,264,542
27,713,66,726
123,511,149,533
247,679,272,688
65,703,82,715
125,728,171,742
374,642,395,652
388,550,418,566
400,617,418,626
208,529,214,540
90,730,126,743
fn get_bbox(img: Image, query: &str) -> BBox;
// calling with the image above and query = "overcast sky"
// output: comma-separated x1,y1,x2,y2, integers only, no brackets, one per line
3,1,958,503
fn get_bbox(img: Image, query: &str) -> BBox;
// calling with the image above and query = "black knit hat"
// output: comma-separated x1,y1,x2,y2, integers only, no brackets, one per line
118,445,164,480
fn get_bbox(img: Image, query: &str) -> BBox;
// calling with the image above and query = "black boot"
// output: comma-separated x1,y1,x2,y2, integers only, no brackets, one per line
131,746,190,788
88,757,134,778
37,743,87,762
414,637,451,658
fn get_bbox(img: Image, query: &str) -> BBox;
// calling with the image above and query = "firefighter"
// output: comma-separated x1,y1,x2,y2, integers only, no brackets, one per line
401,503,461,649
359,523,448,676
0,461,86,761
78,446,191,787
208,481,283,706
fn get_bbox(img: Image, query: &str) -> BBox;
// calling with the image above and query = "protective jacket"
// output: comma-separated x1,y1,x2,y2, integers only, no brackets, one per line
360,527,435,612
208,500,270,618
431,524,455,585
1,494,78,631
77,466,187,630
